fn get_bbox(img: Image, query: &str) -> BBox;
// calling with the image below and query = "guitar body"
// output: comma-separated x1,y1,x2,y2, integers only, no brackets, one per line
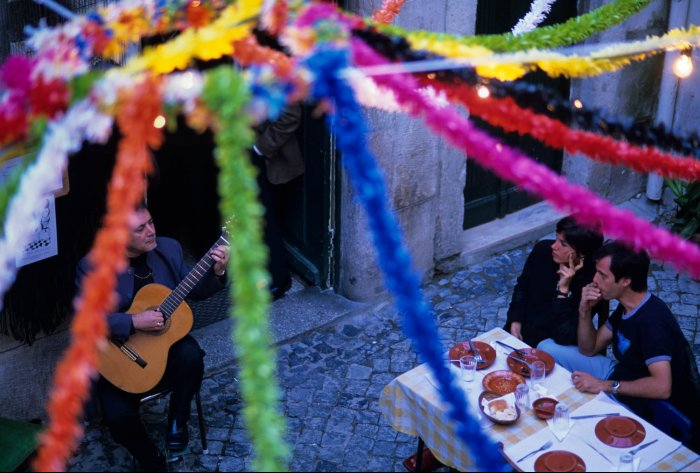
97,283,194,394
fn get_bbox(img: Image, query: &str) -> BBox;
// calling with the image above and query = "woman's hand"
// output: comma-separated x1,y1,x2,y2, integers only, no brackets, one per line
510,321,523,340
557,253,584,293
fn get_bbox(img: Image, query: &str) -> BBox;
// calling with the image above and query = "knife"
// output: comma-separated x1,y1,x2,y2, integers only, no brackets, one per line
495,340,528,357
629,439,658,455
570,412,620,420
583,439,613,465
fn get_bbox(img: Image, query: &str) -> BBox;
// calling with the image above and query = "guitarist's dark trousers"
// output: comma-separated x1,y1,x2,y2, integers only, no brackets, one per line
96,335,204,468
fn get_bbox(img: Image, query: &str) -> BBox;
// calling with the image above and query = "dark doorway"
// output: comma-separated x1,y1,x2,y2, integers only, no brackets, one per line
464,1,576,229
146,109,337,290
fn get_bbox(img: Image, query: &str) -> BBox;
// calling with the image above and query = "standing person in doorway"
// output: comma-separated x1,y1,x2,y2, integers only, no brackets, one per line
252,101,304,300
77,205,229,470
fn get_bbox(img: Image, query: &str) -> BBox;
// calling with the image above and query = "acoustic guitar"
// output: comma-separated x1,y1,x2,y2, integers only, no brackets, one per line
97,233,229,394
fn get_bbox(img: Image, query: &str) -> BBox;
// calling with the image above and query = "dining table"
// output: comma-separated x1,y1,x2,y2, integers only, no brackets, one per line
380,327,700,472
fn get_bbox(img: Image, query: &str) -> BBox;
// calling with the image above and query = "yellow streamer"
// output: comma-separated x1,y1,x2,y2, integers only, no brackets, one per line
406,25,700,80
120,0,264,75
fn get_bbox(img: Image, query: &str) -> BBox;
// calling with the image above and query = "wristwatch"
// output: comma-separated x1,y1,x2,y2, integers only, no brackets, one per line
610,380,621,395
556,289,572,298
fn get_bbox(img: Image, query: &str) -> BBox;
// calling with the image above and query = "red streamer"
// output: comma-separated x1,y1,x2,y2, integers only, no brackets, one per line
33,77,163,472
423,77,700,181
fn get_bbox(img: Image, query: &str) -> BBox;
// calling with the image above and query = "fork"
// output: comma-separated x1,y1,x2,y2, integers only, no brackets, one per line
506,352,530,374
469,338,484,363
516,440,553,463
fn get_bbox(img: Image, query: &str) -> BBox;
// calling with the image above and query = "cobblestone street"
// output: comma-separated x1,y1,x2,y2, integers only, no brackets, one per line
68,242,700,471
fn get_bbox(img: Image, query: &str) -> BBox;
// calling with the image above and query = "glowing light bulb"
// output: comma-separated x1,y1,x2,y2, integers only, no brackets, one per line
673,49,693,78
153,115,166,129
477,85,490,99
573,99,583,109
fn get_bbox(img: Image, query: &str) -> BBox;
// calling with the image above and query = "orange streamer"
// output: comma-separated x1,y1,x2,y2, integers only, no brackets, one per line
371,0,407,25
33,77,163,471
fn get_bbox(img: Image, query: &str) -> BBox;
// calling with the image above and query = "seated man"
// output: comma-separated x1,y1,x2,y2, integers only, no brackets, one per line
505,216,605,348
558,241,699,450
77,205,229,469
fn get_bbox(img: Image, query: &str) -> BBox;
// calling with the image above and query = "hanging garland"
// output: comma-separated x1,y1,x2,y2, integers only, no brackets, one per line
303,45,509,472
400,25,700,81
201,66,288,472
352,38,700,278
512,0,557,35
290,5,509,470
33,76,162,471
354,27,700,158
121,0,264,75
429,79,700,180
371,0,408,25
378,0,650,52
0,102,113,311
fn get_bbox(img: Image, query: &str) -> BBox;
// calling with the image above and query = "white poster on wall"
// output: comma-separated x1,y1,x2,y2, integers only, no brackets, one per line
0,157,60,267
16,195,59,268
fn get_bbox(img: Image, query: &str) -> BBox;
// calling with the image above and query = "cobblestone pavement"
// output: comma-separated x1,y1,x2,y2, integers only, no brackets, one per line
68,242,700,472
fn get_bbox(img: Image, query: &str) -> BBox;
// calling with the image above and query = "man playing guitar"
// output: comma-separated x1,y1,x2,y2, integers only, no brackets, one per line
76,205,229,470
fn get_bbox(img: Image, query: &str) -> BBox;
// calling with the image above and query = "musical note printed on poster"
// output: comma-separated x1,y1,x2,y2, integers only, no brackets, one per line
0,157,59,267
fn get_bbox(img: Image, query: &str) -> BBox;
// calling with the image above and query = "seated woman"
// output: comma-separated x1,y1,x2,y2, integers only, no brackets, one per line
504,216,606,350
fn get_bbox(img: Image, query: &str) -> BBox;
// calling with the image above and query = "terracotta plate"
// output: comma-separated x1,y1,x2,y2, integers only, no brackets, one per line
534,451,586,472
532,397,559,420
478,391,520,425
595,416,646,448
506,348,555,377
482,370,526,395
449,341,497,370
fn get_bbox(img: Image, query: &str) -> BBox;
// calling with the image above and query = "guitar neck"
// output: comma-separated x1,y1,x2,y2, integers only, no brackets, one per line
159,234,229,318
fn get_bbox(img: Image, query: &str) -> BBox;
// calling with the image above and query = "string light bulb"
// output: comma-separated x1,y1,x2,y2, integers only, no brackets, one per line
672,48,693,78
153,115,166,129
477,85,490,99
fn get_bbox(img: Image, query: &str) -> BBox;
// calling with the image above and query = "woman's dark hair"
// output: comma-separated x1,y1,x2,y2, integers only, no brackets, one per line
556,216,604,259
594,241,650,292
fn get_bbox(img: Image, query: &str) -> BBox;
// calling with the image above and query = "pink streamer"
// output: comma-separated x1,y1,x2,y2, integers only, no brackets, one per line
350,38,700,278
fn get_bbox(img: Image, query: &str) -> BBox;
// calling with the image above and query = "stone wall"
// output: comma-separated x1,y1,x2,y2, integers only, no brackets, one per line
338,0,474,300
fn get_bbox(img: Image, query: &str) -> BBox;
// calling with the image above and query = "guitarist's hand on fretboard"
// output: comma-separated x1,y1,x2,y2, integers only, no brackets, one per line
210,245,230,276
132,309,166,332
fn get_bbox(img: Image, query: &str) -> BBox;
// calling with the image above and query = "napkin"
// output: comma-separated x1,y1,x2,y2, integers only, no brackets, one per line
480,392,516,411
546,417,575,442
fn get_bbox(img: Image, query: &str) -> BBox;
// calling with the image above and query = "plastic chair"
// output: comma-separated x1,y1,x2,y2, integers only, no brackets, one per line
141,388,208,454
649,399,692,447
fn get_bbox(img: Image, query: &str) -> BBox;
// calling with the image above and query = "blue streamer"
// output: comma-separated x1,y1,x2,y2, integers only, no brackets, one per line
303,47,509,472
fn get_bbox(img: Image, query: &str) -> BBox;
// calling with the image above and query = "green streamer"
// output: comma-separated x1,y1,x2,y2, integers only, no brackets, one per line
377,0,651,52
202,66,288,472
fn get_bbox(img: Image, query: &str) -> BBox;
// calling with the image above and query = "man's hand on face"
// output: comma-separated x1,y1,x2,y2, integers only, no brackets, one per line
133,309,165,332
580,283,602,314
571,370,606,394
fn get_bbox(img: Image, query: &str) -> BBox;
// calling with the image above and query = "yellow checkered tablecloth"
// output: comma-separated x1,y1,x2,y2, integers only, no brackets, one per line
380,328,700,472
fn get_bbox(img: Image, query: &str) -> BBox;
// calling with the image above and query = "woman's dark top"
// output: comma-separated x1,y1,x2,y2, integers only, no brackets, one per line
504,240,605,347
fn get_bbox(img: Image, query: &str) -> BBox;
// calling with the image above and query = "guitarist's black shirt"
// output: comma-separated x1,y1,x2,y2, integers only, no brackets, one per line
130,253,154,294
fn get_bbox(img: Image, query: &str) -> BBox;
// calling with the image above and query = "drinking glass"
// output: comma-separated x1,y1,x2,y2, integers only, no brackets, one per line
459,355,477,384
530,360,546,392
552,403,570,434
515,383,530,412
618,453,634,472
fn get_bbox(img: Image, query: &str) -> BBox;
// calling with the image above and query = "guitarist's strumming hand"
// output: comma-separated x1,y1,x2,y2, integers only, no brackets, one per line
133,309,166,332
210,245,230,277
